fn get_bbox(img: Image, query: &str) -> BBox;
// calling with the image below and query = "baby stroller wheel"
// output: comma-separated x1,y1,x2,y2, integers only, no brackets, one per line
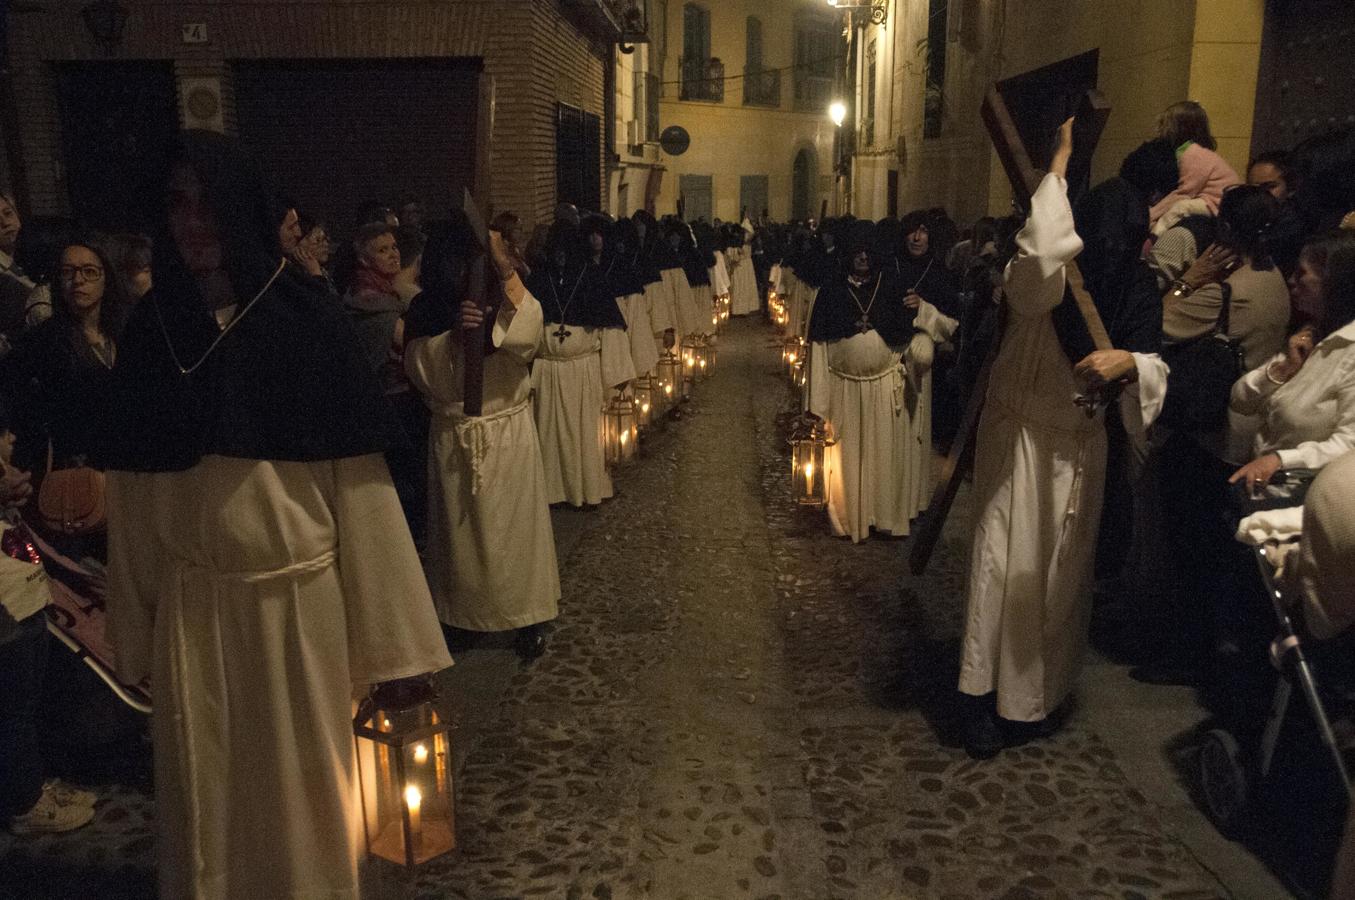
1199,728,1250,835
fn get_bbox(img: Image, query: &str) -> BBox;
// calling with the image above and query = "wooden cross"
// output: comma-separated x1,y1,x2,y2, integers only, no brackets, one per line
856,316,871,333
460,73,496,418
908,83,1114,576
553,323,572,341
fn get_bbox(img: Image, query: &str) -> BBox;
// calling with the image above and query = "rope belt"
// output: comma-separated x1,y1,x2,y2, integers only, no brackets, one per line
178,548,338,585
828,363,906,414
436,396,532,496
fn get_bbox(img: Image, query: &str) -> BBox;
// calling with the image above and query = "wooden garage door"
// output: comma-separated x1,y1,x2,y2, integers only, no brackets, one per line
234,59,479,234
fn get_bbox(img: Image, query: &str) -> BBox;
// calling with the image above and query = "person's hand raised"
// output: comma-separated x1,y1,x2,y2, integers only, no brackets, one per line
1050,116,1076,179
1269,327,1316,383
460,298,486,332
1181,243,1239,291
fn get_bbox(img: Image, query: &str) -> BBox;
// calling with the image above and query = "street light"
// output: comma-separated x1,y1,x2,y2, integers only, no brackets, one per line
823,0,888,25
828,100,847,127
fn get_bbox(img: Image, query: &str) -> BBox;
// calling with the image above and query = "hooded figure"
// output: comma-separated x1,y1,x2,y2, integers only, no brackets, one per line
957,128,1169,757
607,217,660,377
727,218,761,317
637,210,684,346
101,131,451,900
526,219,633,507
804,219,947,542
404,211,562,653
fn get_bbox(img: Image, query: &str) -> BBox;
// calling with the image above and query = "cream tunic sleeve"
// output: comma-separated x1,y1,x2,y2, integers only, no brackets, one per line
1003,173,1084,316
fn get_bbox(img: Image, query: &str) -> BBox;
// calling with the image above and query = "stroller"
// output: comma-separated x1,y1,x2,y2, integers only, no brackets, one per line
1197,486,1353,838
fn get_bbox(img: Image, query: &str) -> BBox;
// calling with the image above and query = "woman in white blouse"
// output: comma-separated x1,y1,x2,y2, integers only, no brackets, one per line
1230,231,1355,492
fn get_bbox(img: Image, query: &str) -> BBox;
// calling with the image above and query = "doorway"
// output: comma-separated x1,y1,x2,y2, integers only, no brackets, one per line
679,174,712,223
55,62,179,232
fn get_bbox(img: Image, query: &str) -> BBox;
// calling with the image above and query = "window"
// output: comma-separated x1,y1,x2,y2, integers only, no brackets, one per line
743,16,779,106
632,69,661,142
864,38,877,147
681,4,722,102
924,0,948,138
557,103,602,211
794,15,837,112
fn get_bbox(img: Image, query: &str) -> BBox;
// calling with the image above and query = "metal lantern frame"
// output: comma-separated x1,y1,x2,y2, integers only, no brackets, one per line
789,414,836,508
633,373,660,429
603,391,638,466
354,679,456,868
656,350,683,408
782,336,804,380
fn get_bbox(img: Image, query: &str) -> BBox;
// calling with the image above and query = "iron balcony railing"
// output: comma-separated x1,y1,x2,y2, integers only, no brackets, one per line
742,68,780,108
680,56,725,103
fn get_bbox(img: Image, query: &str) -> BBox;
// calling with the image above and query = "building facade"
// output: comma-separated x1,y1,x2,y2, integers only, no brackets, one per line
1,0,635,232
652,0,841,223
840,0,1267,225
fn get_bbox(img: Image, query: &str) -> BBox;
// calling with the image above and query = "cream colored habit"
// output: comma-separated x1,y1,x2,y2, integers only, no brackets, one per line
958,173,1166,721
106,454,451,900
405,276,561,632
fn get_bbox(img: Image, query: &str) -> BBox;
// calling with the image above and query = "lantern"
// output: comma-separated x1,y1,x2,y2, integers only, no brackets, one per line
656,350,683,408
603,391,638,465
633,373,659,429
789,415,836,508
354,678,456,867
782,336,803,380
681,343,698,395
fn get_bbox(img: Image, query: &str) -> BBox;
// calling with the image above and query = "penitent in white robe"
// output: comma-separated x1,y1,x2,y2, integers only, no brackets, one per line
958,173,1167,721
618,291,660,377
106,454,452,900
652,267,684,349
807,327,918,542
532,322,635,507
730,248,761,317
710,250,732,301
405,277,560,631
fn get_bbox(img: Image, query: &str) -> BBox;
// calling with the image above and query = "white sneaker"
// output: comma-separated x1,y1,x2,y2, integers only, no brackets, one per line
43,779,97,809
9,783,96,834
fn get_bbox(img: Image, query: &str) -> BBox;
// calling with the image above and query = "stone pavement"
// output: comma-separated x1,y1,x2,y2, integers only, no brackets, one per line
2,317,1301,899
398,318,1237,900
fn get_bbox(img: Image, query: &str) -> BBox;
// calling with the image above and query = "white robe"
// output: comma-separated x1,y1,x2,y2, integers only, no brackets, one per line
404,278,560,631
902,302,961,518
654,267,684,345
105,454,451,900
730,248,761,316
532,322,635,507
958,173,1167,721
807,329,916,542
618,290,660,377
675,276,709,339
710,250,732,300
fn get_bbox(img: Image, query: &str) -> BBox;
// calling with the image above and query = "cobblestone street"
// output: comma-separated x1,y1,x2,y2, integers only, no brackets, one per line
3,317,1276,900
406,318,1234,900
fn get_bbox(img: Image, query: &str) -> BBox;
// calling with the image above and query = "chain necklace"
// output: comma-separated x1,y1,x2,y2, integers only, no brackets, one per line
846,273,883,333
906,256,935,292
548,265,586,341
153,258,287,376
89,336,115,370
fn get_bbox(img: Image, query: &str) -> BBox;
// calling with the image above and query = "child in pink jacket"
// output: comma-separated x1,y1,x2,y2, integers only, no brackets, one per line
1148,101,1241,232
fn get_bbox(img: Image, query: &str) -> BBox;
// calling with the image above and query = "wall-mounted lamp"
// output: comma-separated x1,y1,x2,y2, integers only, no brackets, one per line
824,0,888,26
829,100,848,127
80,0,129,56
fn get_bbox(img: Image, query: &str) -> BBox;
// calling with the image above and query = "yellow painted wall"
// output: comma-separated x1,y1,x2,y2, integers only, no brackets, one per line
655,0,837,220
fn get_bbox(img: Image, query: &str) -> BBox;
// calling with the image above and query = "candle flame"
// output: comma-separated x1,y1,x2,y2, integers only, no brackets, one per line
405,784,422,808
620,429,630,445
413,743,429,765
805,461,815,480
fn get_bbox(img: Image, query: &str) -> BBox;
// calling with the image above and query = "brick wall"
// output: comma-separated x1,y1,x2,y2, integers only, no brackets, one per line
4,0,609,225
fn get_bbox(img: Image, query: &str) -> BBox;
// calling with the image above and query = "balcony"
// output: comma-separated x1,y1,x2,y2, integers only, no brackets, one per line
742,68,781,108
680,57,725,103
561,0,649,42
793,73,833,112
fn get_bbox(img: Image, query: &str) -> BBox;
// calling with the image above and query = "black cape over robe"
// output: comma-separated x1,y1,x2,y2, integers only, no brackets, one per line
809,268,917,346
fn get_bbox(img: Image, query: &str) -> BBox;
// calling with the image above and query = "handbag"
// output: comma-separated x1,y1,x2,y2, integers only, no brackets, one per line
1230,467,1318,516
1160,282,1246,431
36,440,106,535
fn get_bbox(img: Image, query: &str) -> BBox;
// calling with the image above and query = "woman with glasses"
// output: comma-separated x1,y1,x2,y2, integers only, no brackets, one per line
0,235,129,482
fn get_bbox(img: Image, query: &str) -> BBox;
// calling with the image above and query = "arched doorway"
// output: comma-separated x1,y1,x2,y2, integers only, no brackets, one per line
792,147,817,221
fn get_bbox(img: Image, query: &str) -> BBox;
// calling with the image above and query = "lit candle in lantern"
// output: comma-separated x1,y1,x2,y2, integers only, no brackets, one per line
620,428,630,446
413,743,429,765
804,460,815,496
405,784,423,848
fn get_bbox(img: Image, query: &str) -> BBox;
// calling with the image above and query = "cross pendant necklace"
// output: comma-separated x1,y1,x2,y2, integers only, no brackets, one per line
847,274,882,334
548,267,586,341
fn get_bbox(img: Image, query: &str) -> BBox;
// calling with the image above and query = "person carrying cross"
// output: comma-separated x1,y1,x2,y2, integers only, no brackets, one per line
957,117,1170,758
